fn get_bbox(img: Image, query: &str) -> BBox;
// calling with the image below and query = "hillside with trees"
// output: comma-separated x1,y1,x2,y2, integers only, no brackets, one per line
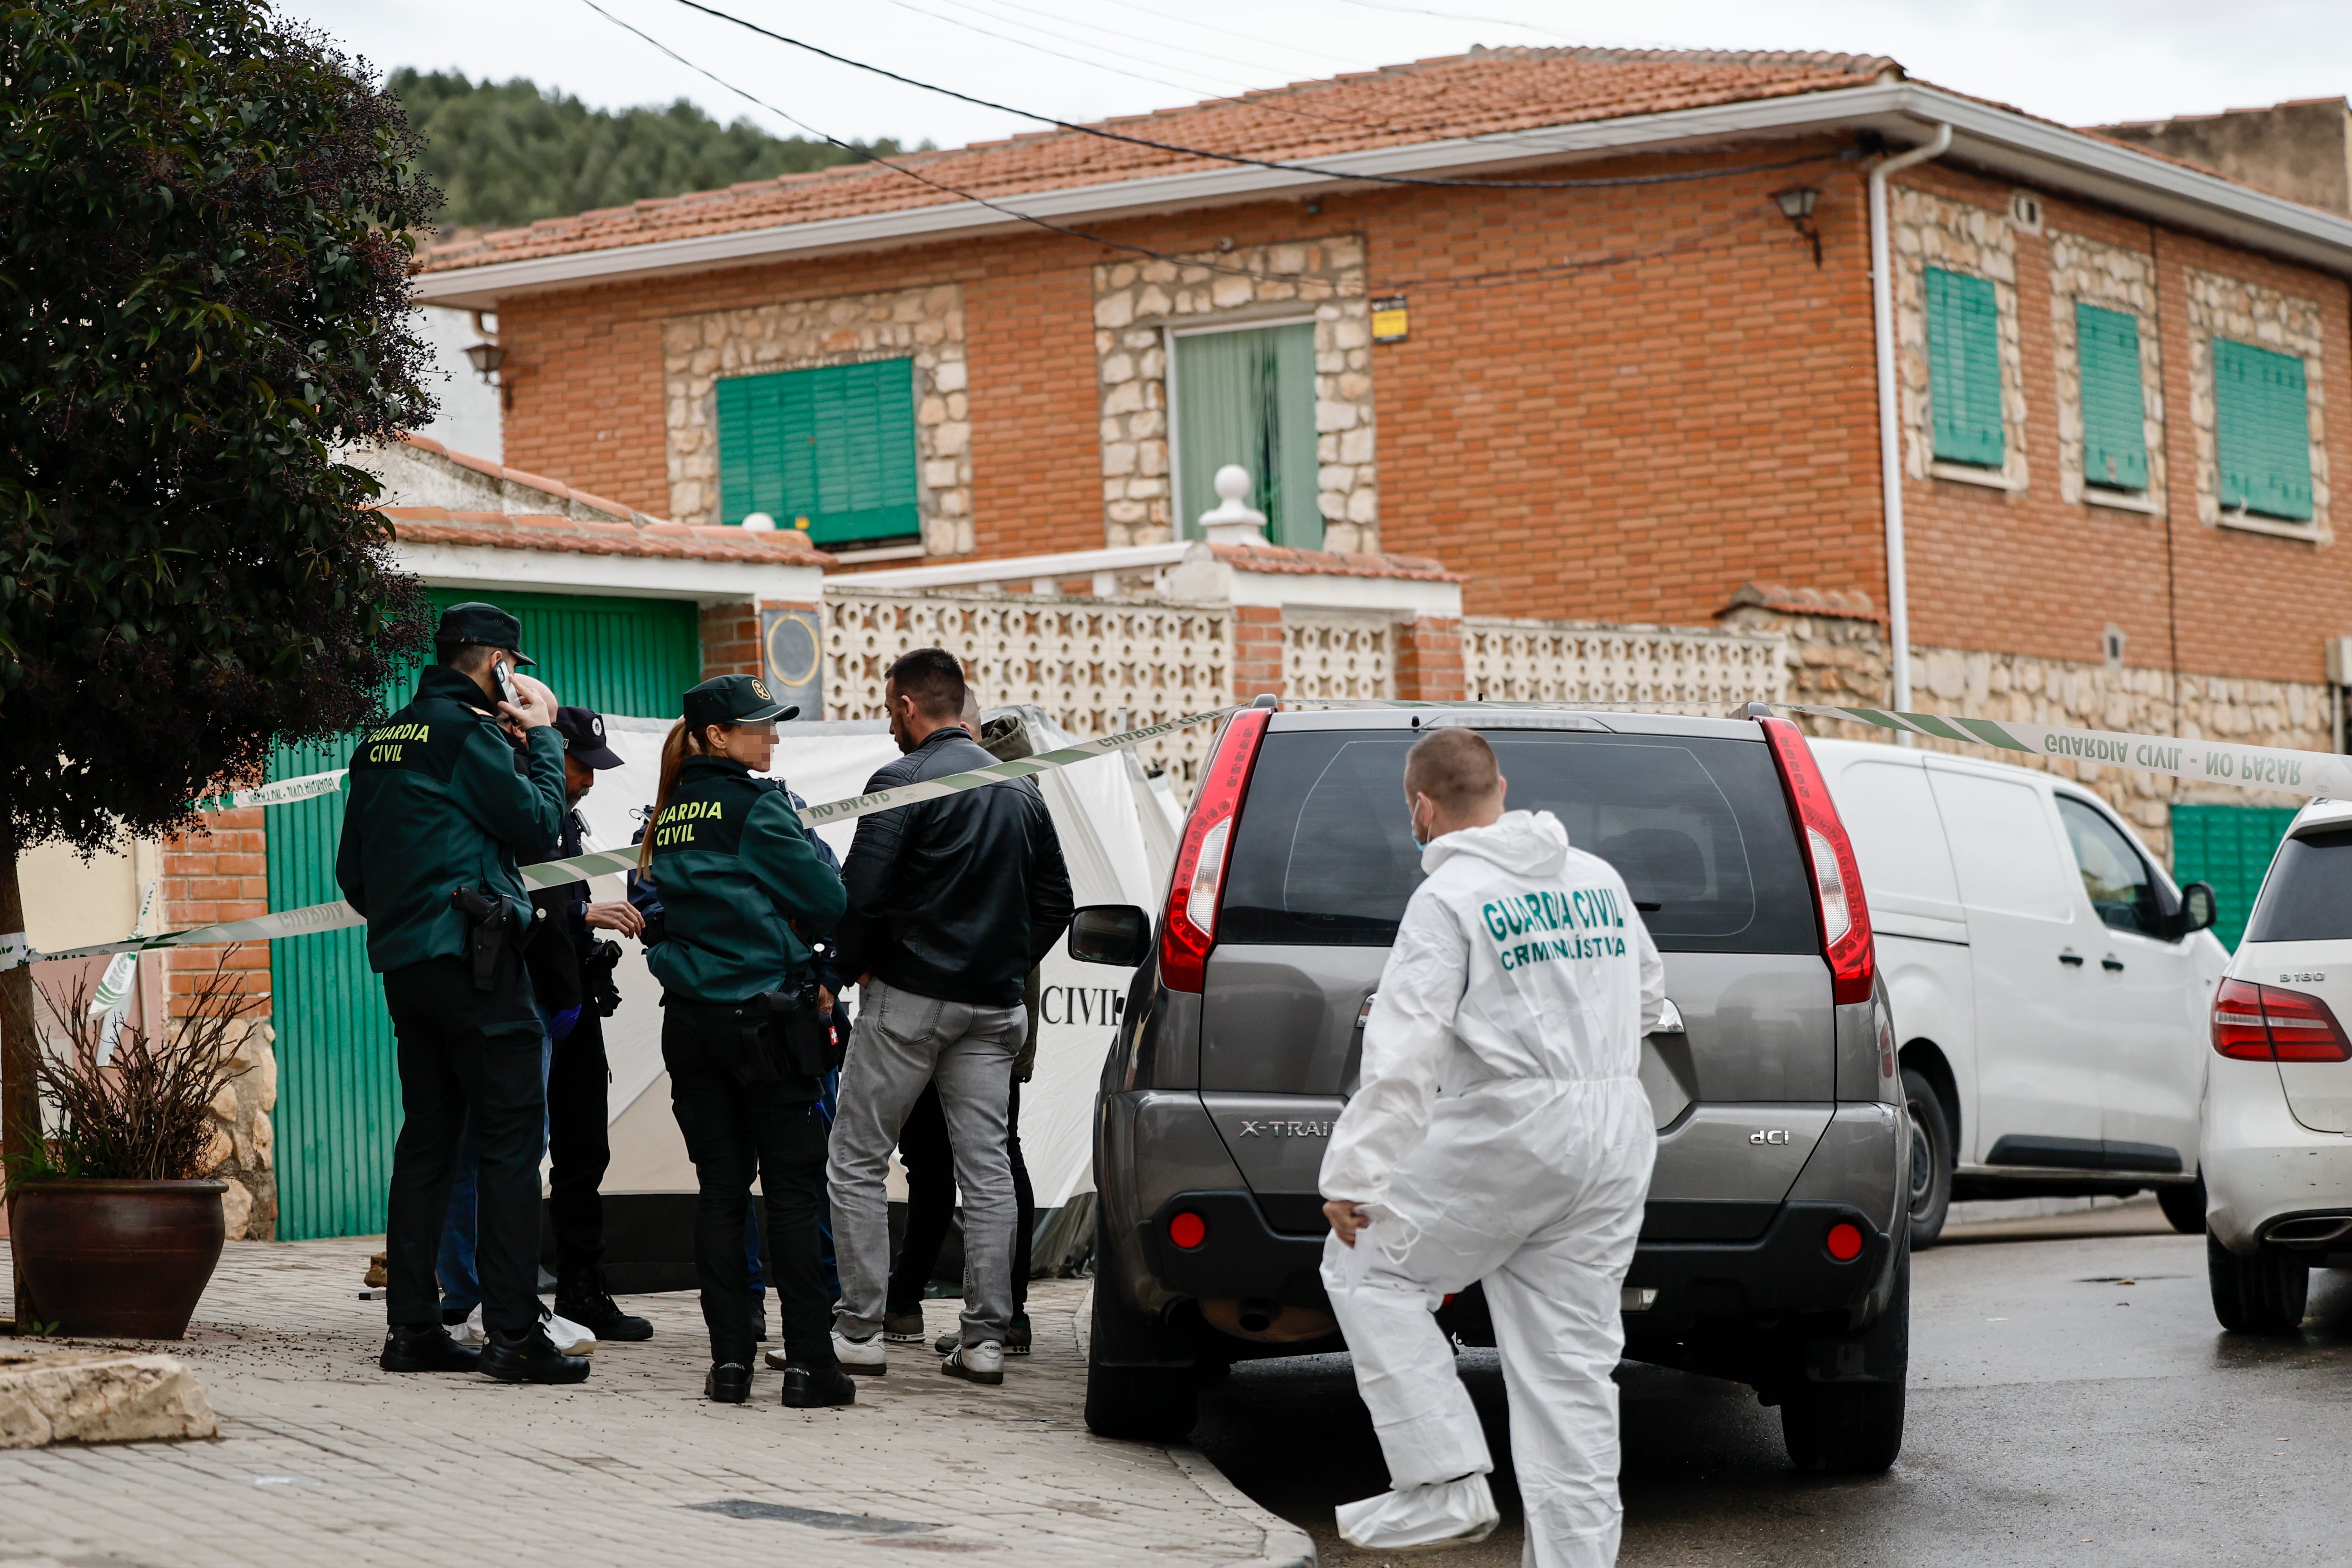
392,68,918,231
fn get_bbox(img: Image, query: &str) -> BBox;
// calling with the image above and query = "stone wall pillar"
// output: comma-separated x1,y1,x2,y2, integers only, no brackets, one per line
159,805,277,1241
1233,605,1285,701
1394,614,1465,702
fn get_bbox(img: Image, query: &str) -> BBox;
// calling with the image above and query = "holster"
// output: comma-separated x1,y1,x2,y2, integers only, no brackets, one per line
449,886,534,994
757,986,832,1080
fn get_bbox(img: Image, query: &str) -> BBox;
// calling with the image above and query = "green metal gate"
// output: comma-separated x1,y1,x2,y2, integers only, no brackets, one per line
2170,802,2302,952
268,590,701,1240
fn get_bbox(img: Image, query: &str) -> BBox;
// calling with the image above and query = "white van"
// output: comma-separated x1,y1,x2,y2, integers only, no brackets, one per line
1815,740,2227,1244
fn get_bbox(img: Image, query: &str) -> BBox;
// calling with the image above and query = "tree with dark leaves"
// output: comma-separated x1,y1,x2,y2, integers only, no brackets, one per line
0,0,438,1257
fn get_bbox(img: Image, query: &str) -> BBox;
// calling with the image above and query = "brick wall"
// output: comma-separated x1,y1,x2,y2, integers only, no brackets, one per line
485,138,2352,692
1394,615,1466,701
699,602,761,679
1232,605,1284,700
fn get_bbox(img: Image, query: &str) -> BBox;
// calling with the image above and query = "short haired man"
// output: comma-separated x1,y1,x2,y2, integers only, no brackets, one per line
1319,726,1662,1561
829,648,1073,1385
335,602,589,1384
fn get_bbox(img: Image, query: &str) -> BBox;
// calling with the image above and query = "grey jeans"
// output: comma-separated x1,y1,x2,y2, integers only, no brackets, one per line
828,977,1027,1346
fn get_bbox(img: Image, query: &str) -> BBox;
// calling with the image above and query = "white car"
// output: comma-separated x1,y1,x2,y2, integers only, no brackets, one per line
1815,740,2227,1245
2203,797,2352,1332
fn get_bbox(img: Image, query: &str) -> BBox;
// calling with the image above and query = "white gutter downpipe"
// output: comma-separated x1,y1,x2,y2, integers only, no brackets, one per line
1869,123,1952,718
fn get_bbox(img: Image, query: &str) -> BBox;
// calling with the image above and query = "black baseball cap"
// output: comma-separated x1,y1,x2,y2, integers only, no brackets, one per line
682,673,799,730
436,601,534,667
553,706,623,769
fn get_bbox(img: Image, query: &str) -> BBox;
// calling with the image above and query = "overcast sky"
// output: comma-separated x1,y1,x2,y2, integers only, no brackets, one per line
287,0,2346,152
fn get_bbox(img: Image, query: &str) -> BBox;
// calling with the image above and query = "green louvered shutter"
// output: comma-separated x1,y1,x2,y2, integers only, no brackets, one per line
2170,802,2302,951
1174,322,1321,548
269,589,700,1239
716,359,920,547
2075,302,2149,492
1926,268,2005,468
2212,338,2314,522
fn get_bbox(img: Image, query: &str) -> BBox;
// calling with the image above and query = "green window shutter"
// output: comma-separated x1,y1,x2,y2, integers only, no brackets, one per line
2170,801,2302,951
716,359,920,547
2212,338,2314,522
2074,302,2149,492
1925,268,2005,468
1175,322,1323,548
267,589,701,1239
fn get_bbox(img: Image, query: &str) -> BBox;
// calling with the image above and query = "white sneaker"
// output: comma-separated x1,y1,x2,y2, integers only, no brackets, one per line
1335,1475,1500,1552
940,1340,1004,1386
461,1303,596,1356
763,1347,792,1372
833,1329,888,1377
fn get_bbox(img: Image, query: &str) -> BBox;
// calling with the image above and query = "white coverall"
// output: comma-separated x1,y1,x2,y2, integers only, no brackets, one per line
1319,808,1663,1565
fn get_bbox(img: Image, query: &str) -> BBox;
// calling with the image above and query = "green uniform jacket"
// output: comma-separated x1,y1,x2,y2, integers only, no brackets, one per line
334,666,567,975
644,755,846,1004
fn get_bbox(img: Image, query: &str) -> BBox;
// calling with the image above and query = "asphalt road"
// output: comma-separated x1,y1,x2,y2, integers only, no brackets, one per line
1192,1200,2352,1566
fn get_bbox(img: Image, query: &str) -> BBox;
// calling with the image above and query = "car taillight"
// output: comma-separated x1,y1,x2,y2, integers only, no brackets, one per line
1825,1222,1864,1262
1758,717,1876,1005
2213,977,2352,1062
1160,707,1271,992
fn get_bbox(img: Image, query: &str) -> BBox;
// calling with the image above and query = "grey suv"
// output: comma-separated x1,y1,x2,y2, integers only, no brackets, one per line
1067,703,1911,1473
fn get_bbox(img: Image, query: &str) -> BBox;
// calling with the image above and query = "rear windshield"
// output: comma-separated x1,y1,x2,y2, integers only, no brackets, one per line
1219,728,1818,952
2244,828,2352,944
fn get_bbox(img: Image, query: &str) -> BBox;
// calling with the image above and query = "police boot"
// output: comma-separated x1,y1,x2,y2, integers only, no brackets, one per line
381,1322,481,1373
480,1322,592,1385
780,1363,858,1409
706,1363,752,1404
555,1266,653,1343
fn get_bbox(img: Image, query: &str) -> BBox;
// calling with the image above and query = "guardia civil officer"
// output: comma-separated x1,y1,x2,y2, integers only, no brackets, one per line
334,602,590,1385
638,674,852,1407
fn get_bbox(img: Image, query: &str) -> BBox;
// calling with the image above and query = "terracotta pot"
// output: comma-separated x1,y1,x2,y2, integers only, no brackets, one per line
8,1179,227,1339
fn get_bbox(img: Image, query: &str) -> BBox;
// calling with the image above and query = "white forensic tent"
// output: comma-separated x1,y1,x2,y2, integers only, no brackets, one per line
563,709,1171,1289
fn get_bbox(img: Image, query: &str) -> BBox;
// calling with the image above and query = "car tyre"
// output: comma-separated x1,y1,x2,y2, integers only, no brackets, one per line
1083,1259,1198,1442
2157,1177,2207,1235
1782,1380,1905,1475
2207,1228,2308,1334
1902,1067,1954,1249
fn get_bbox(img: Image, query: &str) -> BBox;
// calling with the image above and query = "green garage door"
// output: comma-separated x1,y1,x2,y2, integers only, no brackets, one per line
268,590,700,1240
2170,802,2301,952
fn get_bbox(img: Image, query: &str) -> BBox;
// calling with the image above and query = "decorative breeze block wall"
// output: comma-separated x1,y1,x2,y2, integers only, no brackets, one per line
663,284,972,552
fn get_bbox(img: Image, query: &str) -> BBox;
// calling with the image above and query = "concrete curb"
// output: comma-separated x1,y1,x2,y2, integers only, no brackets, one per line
1168,1446,1318,1568
0,1345,218,1448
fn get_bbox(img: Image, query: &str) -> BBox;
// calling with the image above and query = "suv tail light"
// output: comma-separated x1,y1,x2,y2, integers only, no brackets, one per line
1758,717,1876,1005
1160,707,1271,992
2213,977,2352,1062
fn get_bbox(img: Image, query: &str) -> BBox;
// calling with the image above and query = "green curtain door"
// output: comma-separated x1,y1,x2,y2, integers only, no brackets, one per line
1174,323,1321,548
267,590,700,1240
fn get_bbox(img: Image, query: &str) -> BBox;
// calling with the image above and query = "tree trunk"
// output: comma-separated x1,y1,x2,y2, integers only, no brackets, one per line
0,812,40,1322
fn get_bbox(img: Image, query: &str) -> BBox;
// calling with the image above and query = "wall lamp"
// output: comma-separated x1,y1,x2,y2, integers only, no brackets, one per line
462,340,505,383
1773,187,1823,267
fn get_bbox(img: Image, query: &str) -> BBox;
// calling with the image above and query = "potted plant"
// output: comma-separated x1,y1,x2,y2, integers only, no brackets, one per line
6,958,255,1339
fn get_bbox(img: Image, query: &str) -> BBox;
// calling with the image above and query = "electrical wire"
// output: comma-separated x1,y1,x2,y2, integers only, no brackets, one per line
575,0,1833,298
668,0,1834,192
1322,0,1575,42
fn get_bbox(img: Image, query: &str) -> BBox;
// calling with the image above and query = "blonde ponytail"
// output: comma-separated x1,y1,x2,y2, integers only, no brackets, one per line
637,718,735,874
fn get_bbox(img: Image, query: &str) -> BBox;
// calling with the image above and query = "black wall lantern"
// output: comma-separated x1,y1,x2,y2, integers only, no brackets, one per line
1773,186,1823,266
462,340,505,383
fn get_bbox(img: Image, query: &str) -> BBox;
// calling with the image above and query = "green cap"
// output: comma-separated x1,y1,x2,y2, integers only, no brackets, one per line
682,673,799,729
437,601,534,667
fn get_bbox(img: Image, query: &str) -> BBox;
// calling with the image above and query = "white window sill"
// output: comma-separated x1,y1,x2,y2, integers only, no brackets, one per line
1929,461,2025,492
2083,486,2162,515
828,541,927,563
2215,510,2320,542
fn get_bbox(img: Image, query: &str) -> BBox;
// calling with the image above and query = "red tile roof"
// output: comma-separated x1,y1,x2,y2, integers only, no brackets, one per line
1724,581,1881,621
383,508,834,568
1210,541,1464,582
420,47,1898,272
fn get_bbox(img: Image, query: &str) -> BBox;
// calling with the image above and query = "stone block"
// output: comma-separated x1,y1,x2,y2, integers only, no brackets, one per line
0,1347,218,1448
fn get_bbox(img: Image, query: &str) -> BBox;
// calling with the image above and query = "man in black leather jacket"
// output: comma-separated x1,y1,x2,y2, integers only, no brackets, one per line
826,648,1072,1385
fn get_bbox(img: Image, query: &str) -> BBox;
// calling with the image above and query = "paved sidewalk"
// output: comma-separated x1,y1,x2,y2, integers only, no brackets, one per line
0,1240,1310,1568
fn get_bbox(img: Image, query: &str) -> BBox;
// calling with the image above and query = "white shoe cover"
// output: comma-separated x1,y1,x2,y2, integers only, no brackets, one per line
460,1303,596,1356
1335,1474,1501,1552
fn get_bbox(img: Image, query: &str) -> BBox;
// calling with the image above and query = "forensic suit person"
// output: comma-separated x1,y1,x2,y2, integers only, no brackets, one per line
335,601,588,1385
1319,726,1662,1563
638,674,853,1408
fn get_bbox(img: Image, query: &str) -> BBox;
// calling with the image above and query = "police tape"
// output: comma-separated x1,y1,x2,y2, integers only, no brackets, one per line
0,704,1241,973
188,770,349,813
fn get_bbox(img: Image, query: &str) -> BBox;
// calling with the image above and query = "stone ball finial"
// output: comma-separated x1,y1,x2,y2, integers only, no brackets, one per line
1198,463,1269,545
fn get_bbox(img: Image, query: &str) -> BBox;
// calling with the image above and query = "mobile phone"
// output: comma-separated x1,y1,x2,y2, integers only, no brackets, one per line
493,659,521,709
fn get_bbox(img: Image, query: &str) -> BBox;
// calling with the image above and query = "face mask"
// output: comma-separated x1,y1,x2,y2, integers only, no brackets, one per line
1410,795,1432,847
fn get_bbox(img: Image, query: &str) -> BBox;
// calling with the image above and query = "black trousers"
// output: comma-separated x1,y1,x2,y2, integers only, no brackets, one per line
664,1003,835,1370
382,955,546,1336
546,1007,610,1279
886,1076,1033,1316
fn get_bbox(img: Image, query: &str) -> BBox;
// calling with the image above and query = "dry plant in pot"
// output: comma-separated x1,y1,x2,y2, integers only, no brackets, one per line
6,956,256,1338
